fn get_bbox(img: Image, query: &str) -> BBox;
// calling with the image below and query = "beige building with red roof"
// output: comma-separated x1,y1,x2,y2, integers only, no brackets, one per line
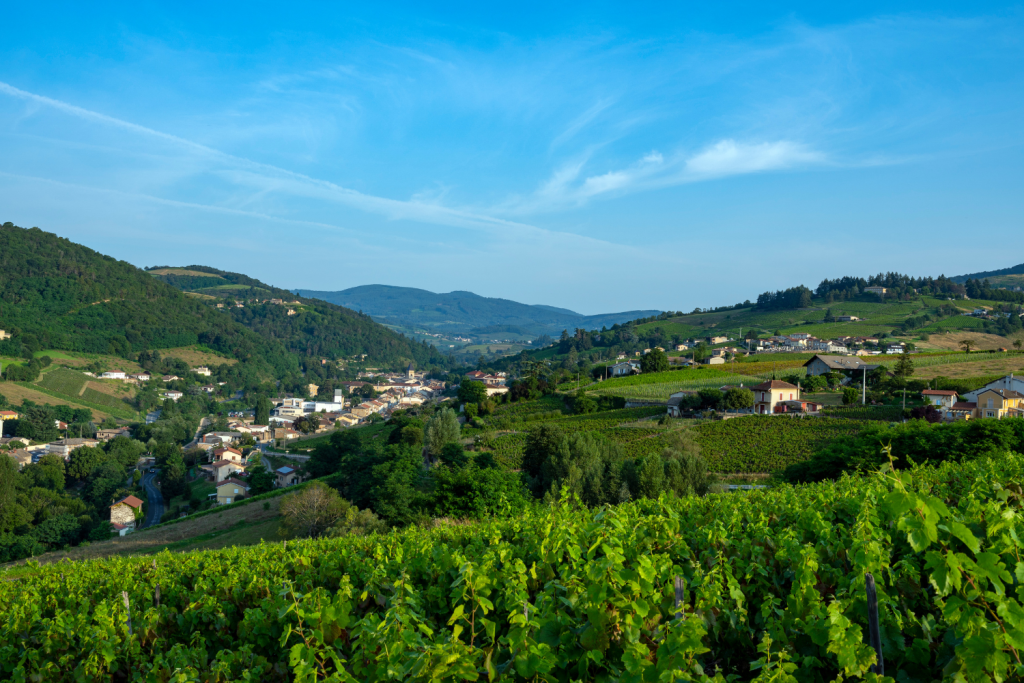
752,380,801,415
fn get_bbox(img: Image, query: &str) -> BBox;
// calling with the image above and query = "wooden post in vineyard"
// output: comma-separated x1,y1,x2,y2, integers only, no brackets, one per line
122,591,132,636
673,576,684,618
864,573,884,675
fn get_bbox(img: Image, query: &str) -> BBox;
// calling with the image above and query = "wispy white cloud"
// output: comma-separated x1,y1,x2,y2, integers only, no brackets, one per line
499,139,822,214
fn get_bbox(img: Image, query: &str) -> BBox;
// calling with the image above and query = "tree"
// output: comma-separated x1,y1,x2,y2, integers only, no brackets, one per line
280,481,350,538
1015,340,1023,351
692,343,710,364
253,396,271,426
247,461,275,495
457,380,488,405
160,450,187,500
722,388,754,412
697,388,723,410
67,446,107,481
640,348,669,374
959,339,976,354
15,405,59,442
842,387,859,405
893,352,915,386
423,408,461,457
438,442,469,468
30,513,81,548
22,454,66,492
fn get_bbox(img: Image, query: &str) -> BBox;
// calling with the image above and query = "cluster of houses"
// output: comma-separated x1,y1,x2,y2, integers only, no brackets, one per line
748,333,907,355
666,379,821,417
922,373,1024,421
266,366,446,441
462,370,508,396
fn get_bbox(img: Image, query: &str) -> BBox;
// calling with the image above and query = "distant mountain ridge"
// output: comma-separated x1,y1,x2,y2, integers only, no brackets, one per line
294,284,660,337
951,263,1024,284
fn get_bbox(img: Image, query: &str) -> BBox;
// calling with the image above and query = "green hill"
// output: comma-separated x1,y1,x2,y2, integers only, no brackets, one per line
0,223,451,382
148,266,451,369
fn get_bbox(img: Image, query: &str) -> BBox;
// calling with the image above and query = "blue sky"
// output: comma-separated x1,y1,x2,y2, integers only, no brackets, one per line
2,3,1023,314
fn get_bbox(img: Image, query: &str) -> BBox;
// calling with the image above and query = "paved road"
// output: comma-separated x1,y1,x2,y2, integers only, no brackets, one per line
140,470,164,528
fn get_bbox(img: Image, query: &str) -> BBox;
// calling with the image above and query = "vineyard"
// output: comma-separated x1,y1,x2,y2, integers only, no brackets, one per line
36,367,89,395
690,416,863,472
3,454,1022,681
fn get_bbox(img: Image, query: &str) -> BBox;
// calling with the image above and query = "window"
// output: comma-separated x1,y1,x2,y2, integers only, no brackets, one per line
225,497,231,504
988,398,994,409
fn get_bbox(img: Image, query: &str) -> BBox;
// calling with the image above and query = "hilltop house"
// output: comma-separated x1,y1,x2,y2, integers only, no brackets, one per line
211,446,243,463
804,354,873,377
163,390,183,401
752,380,801,415
0,410,19,421
109,495,143,536
963,374,1024,404
865,286,887,296
47,437,99,459
275,465,300,487
96,427,131,442
100,371,127,380
216,478,249,505
921,389,958,410
203,458,246,482
193,366,212,377
975,388,1024,419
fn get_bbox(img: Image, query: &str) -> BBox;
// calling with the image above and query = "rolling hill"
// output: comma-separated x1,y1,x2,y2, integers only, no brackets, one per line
293,284,660,340
0,222,450,380
147,265,451,369
951,262,1024,287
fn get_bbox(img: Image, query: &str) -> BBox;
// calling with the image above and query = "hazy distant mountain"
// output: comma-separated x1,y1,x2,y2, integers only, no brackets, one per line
294,284,660,337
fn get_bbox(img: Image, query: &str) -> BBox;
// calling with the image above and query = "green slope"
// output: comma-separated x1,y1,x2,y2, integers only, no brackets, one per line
149,266,452,369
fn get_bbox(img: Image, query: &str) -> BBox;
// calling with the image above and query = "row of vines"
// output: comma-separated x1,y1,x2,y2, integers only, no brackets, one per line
3,454,1023,680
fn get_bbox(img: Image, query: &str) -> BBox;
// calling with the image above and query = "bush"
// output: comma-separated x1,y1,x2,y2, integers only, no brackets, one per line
842,387,859,405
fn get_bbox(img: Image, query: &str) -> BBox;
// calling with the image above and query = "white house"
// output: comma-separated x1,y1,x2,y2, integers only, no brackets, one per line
100,371,127,380
163,390,183,401
193,366,212,377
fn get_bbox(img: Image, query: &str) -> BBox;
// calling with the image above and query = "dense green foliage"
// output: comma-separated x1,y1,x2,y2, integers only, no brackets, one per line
0,435,147,562
785,417,1024,483
304,419,526,526
4,454,1023,680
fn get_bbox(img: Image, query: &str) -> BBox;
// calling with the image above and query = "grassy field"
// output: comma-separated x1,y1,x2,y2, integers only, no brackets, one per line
160,345,237,366
914,355,1024,379
917,330,1023,351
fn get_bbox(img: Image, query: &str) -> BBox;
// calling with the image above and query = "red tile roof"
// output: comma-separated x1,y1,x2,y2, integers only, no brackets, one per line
111,495,143,509
211,459,244,468
216,478,250,490
951,402,977,411
752,380,799,391
922,390,958,396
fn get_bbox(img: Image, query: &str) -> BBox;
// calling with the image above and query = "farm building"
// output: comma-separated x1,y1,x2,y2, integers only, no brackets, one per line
109,495,143,536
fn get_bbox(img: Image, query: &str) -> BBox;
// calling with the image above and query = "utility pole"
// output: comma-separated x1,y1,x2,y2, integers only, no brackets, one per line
862,366,867,405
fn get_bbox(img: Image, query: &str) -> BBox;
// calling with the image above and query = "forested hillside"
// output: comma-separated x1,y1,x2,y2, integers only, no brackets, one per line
0,223,293,377
150,266,451,369
0,223,450,377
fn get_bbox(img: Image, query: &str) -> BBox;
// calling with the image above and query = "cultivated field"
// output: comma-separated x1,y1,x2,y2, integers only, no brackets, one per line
0,382,112,420
160,345,237,366
147,268,223,277
914,355,1024,379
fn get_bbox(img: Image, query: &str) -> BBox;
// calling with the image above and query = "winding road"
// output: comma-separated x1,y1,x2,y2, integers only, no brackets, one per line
140,470,164,528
